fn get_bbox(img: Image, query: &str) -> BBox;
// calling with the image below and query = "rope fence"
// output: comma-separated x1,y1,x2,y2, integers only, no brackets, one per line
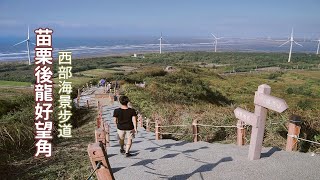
157,124,189,128
197,124,237,128
156,132,187,136
138,113,319,155
287,134,320,146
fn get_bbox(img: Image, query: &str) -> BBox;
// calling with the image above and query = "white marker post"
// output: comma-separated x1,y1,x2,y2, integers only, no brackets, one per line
234,84,288,160
234,107,259,128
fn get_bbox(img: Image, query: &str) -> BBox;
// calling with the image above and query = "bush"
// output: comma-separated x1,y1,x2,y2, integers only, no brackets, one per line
297,99,313,110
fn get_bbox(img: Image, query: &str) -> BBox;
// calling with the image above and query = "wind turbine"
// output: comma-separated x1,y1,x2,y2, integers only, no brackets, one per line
159,32,163,54
279,28,302,62
313,38,320,55
13,26,34,65
211,33,223,52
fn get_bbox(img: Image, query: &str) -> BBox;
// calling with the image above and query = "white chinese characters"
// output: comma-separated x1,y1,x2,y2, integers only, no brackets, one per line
34,28,53,158
58,52,73,138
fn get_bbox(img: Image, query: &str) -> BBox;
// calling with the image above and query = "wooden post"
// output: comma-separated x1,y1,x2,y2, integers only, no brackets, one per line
97,116,101,128
192,119,199,142
104,122,110,147
286,115,301,152
87,100,90,108
138,114,143,128
146,118,150,132
87,142,115,180
248,84,271,160
95,128,106,145
155,120,161,140
77,89,80,106
98,105,102,122
237,120,246,146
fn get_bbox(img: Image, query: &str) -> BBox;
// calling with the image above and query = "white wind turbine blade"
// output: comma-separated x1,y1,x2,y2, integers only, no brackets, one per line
13,39,28,46
294,41,303,47
211,33,217,39
279,41,290,47
31,42,36,46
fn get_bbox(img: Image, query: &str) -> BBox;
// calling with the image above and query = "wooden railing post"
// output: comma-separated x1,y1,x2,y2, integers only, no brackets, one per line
95,128,106,146
87,142,115,180
155,120,161,140
97,116,101,128
77,88,80,106
146,118,150,132
237,120,246,146
192,119,199,142
286,115,301,152
104,122,110,147
138,114,143,128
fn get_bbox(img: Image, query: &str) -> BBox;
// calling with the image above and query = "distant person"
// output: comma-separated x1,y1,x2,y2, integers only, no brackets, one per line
115,80,118,89
99,79,106,87
107,82,112,93
113,96,138,157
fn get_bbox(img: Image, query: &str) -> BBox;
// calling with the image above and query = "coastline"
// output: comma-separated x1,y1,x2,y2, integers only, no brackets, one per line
0,49,317,64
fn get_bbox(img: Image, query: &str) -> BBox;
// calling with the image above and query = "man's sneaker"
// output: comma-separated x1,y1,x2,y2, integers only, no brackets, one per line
120,149,125,154
125,152,133,157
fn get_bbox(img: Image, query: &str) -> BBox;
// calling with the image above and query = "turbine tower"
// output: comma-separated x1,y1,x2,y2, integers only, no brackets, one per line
159,32,163,54
279,28,302,62
211,33,223,52
13,26,33,65
313,38,320,55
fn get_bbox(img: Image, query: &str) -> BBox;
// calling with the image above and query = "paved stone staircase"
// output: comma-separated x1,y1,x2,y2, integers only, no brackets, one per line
79,87,320,180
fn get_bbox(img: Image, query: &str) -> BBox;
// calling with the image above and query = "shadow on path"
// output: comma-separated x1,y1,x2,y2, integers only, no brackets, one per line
261,147,281,158
168,157,233,179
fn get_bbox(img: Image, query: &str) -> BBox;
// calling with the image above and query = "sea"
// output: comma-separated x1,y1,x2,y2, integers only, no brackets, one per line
0,36,318,62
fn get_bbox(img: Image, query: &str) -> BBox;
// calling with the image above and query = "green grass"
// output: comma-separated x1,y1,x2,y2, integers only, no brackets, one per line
0,51,319,178
0,80,31,87
4,109,97,179
75,68,121,77
121,65,320,151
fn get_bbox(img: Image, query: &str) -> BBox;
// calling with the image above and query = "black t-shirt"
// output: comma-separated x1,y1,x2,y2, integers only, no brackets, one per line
113,108,137,130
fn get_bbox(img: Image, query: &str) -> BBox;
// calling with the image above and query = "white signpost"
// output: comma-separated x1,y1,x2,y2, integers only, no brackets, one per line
234,107,259,128
234,84,288,160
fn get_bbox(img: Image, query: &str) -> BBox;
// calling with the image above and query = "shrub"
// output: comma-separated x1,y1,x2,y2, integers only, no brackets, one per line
297,99,313,110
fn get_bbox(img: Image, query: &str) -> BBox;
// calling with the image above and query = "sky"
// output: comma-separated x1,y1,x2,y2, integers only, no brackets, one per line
0,0,320,38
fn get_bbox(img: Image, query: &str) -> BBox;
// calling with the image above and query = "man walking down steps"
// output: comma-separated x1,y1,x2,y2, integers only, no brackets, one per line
113,96,138,157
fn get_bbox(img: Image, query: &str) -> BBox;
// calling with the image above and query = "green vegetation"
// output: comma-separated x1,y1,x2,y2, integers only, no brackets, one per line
0,80,31,87
0,51,319,178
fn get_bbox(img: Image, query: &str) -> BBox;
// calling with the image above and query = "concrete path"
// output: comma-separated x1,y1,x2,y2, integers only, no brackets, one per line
80,87,320,180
